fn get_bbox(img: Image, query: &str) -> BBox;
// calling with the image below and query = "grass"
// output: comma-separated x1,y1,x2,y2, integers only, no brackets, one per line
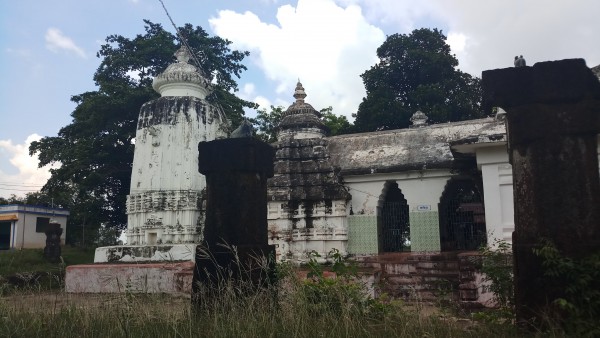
0,246,95,276
0,287,534,338
0,246,95,293
0,247,571,337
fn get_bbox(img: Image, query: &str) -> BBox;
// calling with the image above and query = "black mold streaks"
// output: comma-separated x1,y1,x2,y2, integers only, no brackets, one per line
137,96,218,129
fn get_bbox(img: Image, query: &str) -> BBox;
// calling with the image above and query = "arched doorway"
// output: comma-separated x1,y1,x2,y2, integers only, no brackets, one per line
378,181,410,252
438,178,486,251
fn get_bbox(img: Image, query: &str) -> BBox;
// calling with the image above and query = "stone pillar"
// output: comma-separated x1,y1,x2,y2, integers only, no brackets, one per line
192,138,276,301
482,59,600,325
44,221,62,263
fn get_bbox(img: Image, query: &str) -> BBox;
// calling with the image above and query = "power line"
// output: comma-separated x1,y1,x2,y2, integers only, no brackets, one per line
0,187,42,192
156,0,229,123
0,183,44,188
157,0,206,73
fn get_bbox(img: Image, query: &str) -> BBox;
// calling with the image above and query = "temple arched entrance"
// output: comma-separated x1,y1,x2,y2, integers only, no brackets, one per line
438,178,486,251
378,181,410,252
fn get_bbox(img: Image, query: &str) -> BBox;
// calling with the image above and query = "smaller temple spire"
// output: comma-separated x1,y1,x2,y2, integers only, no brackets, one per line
293,81,307,103
278,80,328,140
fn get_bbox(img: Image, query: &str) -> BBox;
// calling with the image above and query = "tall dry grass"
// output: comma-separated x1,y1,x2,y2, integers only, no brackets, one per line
0,246,558,337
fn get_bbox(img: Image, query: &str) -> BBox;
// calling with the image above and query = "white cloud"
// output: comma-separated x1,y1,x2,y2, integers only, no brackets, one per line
45,27,86,58
0,134,58,198
254,96,272,110
446,32,467,53
343,0,600,76
243,83,271,107
336,0,446,32
210,0,385,119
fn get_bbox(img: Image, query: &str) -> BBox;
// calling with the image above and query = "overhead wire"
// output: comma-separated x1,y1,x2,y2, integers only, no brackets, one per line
0,183,44,187
0,187,42,192
156,0,230,131
157,0,206,72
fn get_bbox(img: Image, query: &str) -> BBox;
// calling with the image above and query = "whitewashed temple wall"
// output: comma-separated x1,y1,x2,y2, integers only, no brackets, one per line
129,102,225,193
344,170,453,216
475,145,515,246
125,99,227,245
267,200,349,262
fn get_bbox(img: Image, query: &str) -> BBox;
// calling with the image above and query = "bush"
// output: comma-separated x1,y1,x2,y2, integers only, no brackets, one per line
473,239,514,323
533,239,600,336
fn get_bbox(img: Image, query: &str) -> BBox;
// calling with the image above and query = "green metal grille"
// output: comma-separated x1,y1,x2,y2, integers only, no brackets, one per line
347,215,378,254
409,211,441,252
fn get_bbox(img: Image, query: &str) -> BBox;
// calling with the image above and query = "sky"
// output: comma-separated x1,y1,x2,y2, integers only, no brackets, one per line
1,0,599,198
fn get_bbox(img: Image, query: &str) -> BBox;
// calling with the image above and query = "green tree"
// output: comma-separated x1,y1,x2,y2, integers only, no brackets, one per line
251,105,352,143
353,28,483,132
251,106,285,143
0,192,56,206
320,106,352,136
29,20,254,237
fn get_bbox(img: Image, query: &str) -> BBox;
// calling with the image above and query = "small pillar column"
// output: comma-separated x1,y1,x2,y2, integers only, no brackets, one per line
44,221,63,263
482,59,600,326
192,137,276,301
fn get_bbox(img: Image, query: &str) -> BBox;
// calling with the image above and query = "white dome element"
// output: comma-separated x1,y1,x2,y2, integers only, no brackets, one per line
152,46,211,99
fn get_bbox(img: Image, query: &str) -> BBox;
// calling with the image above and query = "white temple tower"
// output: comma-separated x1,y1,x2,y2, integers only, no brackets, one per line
95,47,228,263
125,46,228,246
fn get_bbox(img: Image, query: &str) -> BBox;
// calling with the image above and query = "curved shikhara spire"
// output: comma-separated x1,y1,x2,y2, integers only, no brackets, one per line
277,80,328,139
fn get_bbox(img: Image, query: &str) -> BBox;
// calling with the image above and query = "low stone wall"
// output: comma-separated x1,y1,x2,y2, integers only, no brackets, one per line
65,261,194,293
354,251,497,308
457,252,495,308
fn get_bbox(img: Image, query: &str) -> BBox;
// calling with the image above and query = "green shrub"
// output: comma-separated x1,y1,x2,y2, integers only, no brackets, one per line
533,239,600,336
474,238,514,323
299,249,394,319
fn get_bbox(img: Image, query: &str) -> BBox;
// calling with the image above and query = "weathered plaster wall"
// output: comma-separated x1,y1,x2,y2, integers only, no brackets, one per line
130,97,226,192
476,145,515,245
328,118,506,176
267,200,348,261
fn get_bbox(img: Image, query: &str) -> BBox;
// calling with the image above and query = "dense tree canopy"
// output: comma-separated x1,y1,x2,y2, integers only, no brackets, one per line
353,28,483,132
29,21,254,243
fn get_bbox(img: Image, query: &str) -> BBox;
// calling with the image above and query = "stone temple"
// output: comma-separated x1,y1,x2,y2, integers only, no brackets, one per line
268,81,509,261
268,81,351,262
